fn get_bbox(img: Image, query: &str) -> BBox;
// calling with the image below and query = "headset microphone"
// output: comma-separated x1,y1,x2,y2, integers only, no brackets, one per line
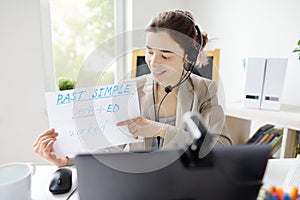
164,71,192,93
164,70,193,93
164,85,173,93
164,73,190,93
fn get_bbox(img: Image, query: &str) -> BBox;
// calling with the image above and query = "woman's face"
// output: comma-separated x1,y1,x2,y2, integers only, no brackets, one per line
145,31,185,86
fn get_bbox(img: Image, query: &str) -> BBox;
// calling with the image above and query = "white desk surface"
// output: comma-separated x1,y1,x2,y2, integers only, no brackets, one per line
32,166,79,200
31,158,296,200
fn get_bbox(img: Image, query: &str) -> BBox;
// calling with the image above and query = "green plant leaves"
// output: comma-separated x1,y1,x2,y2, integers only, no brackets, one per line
293,40,300,61
58,77,77,91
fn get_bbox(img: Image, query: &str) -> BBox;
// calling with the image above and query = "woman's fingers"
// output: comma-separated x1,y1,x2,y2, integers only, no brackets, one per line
34,134,54,153
116,119,132,126
127,122,136,131
43,140,55,159
36,138,57,163
32,128,56,147
116,118,141,137
32,129,67,166
116,117,141,126
128,121,142,136
41,137,55,149
34,137,54,154
34,132,58,151
117,117,157,138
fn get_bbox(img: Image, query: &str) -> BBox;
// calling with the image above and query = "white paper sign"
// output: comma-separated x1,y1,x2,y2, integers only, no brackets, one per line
45,82,142,157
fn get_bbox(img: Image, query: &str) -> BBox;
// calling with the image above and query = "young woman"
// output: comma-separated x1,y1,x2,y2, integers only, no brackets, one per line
33,10,232,167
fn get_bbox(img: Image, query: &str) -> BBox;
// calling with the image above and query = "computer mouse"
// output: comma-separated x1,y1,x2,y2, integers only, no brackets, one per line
49,168,72,194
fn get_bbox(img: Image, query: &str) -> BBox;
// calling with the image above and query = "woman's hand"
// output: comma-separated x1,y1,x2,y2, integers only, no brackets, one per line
32,128,68,167
116,117,166,139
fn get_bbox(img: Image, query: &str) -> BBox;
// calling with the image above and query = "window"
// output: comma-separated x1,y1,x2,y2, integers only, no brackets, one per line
49,0,115,88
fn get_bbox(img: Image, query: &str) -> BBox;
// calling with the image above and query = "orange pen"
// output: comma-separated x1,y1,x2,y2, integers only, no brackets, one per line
289,186,298,200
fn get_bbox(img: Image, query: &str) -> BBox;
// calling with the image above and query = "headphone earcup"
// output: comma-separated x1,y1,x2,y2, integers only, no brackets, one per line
183,25,203,72
184,47,198,71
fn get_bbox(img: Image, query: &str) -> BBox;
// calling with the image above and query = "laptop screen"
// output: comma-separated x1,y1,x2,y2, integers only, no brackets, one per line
75,144,271,200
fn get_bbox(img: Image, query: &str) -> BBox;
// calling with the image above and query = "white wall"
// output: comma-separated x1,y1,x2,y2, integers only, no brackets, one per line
0,0,49,164
132,0,187,29
186,0,300,106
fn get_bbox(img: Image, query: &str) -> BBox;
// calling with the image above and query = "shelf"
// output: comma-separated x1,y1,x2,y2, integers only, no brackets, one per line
225,101,300,131
224,101,300,158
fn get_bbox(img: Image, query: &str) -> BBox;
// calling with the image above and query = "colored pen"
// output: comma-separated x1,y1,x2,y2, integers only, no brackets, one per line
283,193,291,200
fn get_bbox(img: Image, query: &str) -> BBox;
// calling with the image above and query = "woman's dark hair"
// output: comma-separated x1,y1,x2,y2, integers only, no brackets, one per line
145,10,208,59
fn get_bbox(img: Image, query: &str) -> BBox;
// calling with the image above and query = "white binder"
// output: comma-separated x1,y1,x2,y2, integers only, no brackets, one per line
243,58,267,109
261,58,288,110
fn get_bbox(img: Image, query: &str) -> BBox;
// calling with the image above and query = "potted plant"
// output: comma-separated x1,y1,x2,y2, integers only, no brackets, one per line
293,39,300,60
58,77,76,91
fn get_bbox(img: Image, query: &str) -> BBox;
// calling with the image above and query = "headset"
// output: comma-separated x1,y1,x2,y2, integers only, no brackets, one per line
164,24,203,93
183,25,203,72
153,12,204,148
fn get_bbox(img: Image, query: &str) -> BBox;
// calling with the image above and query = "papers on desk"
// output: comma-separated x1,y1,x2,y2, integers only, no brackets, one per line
45,82,142,157
282,155,300,191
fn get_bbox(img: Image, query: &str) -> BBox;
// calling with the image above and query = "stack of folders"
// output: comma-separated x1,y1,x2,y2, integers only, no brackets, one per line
246,124,283,156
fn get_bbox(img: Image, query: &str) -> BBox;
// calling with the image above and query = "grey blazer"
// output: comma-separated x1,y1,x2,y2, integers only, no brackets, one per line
128,74,232,151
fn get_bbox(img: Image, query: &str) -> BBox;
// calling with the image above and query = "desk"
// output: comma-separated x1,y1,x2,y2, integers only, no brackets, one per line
31,158,296,200
31,166,79,200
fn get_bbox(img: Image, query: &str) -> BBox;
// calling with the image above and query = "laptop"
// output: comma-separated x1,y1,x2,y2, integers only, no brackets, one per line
75,144,271,200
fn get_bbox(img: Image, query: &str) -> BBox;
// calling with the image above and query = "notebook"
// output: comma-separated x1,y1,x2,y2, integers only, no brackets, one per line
75,144,271,200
